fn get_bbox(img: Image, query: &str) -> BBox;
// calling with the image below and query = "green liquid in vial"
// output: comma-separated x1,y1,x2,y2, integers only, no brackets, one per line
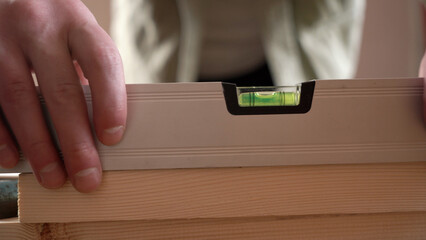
238,91,300,107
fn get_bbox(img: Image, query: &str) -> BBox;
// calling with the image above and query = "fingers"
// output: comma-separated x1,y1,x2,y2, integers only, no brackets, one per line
0,115,19,169
424,77,426,124
0,0,125,193
0,41,66,188
418,51,426,124
28,41,102,193
69,23,127,146
16,0,107,192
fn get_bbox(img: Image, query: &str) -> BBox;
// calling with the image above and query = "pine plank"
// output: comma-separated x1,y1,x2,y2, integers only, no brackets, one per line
0,218,36,240
19,162,426,223
1,212,426,240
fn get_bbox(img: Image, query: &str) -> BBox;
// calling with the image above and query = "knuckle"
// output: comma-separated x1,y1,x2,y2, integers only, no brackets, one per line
1,81,35,106
49,83,83,106
92,46,122,72
6,1,79,48
10,1,51,34
29,140,51,152
27,140,54,161
20,3,47,22
63,142,97,160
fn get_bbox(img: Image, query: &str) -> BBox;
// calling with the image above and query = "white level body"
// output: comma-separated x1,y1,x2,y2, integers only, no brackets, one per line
1,78,425,173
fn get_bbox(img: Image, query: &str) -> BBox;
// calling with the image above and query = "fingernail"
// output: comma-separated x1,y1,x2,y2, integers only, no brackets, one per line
104,125,124,135
0,144,17,169
74,167,101,193
102,126,125,146
40,162,66,189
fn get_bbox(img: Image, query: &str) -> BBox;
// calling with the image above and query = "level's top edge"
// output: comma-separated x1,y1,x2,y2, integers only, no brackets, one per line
29,78,416,97
81,78,425,92
122,78,424,92
314,78,423,90
118,78,424,96
119,82,224,94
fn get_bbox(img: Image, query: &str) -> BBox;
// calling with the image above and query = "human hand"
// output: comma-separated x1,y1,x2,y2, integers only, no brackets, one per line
418,51,426,124
0,0,127,192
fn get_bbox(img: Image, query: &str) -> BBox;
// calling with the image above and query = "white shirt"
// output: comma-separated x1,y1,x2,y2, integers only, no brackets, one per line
111,0,366,85
198,0,266,79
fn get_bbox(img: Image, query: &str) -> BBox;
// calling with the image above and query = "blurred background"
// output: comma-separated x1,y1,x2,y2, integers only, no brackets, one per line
82,0,425,79
1,0,425,219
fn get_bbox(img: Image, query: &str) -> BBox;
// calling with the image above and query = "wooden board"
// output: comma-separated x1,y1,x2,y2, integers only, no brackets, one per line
18,162,426,223
2,212,426,239
2,78,426,173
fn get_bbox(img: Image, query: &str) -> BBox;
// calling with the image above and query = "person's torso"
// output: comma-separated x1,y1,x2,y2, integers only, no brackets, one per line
197,0,268,79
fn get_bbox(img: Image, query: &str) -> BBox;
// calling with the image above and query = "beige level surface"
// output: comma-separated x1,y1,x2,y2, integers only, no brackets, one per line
19,162,426,223
2,78,426,173
2,212,426,240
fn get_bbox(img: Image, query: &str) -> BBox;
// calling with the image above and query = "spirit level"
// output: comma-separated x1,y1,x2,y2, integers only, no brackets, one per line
0,78,425,174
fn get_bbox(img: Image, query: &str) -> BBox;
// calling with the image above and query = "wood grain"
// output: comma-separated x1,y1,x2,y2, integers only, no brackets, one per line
19,162,426,223
2,212,426,240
